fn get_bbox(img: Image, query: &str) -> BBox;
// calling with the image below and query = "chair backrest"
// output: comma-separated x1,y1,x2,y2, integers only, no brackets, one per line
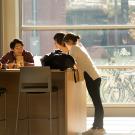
19,66,51,93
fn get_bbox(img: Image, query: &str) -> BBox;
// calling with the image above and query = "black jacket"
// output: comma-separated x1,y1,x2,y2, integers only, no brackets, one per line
41,50,75,71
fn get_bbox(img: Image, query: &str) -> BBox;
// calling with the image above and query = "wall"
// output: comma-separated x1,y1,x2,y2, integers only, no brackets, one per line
0,0,2,56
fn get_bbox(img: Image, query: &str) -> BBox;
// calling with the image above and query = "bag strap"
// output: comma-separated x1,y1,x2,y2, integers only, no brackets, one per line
73,69,79,83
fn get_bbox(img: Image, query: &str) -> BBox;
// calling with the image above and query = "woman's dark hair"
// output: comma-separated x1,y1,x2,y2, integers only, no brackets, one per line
63,33,80,45
10,39,24,49
53,32,65,47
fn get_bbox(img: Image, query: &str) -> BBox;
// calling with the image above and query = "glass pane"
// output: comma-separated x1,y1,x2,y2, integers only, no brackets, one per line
22,0,135,25
87,68,135,104
22,31,57,56
22,0,66,25
22,29,135,66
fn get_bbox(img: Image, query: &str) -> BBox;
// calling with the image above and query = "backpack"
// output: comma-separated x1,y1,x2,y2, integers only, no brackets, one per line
41,50,75,71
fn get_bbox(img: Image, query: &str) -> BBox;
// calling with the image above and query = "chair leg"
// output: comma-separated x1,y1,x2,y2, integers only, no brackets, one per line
4,93,7,129
27,94,30,135
15,91,21,135
0,87,7,130
50,90,52,135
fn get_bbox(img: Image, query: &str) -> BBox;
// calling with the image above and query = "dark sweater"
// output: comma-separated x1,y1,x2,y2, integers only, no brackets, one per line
0,50,34,65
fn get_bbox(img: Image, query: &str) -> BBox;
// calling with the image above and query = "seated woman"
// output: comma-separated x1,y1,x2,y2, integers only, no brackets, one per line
0,39,34,69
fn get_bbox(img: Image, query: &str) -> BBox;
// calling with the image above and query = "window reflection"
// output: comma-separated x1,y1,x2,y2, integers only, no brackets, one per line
22,30,135,66
22,0,135,25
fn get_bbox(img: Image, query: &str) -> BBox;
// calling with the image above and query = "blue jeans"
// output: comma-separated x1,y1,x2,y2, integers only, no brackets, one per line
84,71,104,128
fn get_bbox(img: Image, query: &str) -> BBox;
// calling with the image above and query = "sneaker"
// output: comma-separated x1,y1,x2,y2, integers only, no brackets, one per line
92,128,106,135
77,133,82,135
82,128,95,135
82,128,105,135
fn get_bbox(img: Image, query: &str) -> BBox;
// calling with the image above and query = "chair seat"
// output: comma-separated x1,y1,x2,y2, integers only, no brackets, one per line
0,87,6,96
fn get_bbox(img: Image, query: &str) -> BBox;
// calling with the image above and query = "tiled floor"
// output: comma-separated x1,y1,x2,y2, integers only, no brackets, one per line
86,117,135,135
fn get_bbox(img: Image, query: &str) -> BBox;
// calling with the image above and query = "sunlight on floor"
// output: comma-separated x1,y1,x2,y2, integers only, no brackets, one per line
87,117,135,134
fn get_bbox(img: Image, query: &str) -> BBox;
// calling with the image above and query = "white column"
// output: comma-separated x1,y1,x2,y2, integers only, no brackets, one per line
2,0,19,54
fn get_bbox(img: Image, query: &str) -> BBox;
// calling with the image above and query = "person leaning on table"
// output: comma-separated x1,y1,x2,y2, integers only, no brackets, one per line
0,39,34,69
61,32,105,135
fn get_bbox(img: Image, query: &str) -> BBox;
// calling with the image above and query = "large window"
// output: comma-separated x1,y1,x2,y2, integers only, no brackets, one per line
21,0,135,66
20,0,135,106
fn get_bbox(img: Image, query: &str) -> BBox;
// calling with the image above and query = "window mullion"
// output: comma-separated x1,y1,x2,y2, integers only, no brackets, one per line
21,24,135,31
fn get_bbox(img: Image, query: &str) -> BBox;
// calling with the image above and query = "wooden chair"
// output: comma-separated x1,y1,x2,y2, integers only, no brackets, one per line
15,66,52,135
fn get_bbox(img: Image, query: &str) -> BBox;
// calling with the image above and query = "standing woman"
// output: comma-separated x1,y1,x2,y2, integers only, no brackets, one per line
63,33,105,135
